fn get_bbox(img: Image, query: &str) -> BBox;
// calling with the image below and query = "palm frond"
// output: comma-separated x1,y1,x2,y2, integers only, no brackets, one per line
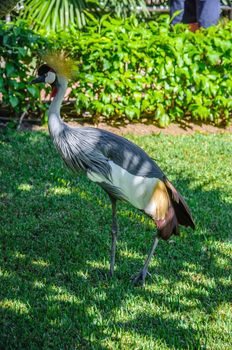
21,0,149,31
22,0,92,30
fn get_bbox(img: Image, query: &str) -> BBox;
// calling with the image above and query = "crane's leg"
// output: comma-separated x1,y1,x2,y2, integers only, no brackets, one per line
132,236,159,286
109,197,118,277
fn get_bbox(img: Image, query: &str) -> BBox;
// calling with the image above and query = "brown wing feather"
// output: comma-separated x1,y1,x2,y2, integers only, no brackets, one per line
165,180,195,229
153,179,195,240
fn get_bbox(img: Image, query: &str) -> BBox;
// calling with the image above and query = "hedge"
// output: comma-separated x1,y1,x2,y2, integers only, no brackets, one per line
0,17,232,126
0,20,50,119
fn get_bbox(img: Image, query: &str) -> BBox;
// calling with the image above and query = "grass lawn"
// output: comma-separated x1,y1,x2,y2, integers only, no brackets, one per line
0,129,231,350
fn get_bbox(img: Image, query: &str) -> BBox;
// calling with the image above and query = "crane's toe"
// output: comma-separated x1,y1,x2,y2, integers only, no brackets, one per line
131,269,151,286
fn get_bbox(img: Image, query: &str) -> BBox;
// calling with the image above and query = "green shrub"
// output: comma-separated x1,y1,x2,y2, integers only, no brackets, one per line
0,17,231,126
0,20,50,118
56,15,232,126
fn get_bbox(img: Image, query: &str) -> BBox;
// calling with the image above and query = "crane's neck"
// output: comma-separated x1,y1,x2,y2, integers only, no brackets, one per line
48,75,68,138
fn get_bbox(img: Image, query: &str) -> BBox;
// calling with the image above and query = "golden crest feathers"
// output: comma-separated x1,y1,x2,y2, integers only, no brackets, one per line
42,52,76,79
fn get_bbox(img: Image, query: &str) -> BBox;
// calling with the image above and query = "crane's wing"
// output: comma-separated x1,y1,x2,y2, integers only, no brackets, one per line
54,125,166,205
63,126,166,180
53,125,111,179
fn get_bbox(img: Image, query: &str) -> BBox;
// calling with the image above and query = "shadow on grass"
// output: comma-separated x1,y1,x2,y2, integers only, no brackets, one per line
0,130,231,349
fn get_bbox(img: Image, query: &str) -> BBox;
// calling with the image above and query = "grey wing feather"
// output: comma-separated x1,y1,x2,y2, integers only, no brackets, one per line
54,125,165,180
53,125,111,179
81,127,166,179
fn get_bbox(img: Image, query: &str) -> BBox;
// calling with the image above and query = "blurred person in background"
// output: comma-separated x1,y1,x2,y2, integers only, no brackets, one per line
170,0,220,31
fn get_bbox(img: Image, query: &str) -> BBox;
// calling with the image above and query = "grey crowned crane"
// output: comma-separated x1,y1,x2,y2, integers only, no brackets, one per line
31,55,195,285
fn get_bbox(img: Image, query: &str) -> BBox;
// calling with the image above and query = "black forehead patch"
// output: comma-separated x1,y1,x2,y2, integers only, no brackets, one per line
38,64,51,76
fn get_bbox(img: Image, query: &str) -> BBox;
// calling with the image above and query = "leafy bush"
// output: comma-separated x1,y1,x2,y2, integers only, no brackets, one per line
55,15,232,126
0,17,231,126
0,20,50,119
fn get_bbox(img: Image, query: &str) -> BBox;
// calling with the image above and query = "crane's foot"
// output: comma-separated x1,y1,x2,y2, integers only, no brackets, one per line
131,269,151,286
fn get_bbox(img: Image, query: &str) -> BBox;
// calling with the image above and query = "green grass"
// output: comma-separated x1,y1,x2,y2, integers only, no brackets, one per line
0,129,231,350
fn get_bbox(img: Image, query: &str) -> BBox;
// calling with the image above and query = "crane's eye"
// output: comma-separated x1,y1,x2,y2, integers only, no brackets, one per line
45,71,56,84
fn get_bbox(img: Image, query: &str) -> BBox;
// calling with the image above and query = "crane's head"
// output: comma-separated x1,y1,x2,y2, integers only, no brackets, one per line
31,64,58,96
31,52,76,96
31,64,56,85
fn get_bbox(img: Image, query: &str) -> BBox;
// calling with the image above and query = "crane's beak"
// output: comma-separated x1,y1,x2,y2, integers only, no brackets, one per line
30,75,45,84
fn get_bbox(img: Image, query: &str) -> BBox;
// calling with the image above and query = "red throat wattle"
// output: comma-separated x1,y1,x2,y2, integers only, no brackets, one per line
51,86,58,98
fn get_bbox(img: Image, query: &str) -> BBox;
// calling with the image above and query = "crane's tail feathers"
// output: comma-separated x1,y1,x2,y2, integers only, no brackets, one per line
155,179,195,240
165,180,195,229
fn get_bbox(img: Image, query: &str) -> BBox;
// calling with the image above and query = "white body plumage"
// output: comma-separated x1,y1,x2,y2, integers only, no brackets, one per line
87,160,159,214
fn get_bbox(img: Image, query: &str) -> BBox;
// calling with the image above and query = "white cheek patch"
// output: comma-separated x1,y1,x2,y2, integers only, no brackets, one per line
45,71,56,84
